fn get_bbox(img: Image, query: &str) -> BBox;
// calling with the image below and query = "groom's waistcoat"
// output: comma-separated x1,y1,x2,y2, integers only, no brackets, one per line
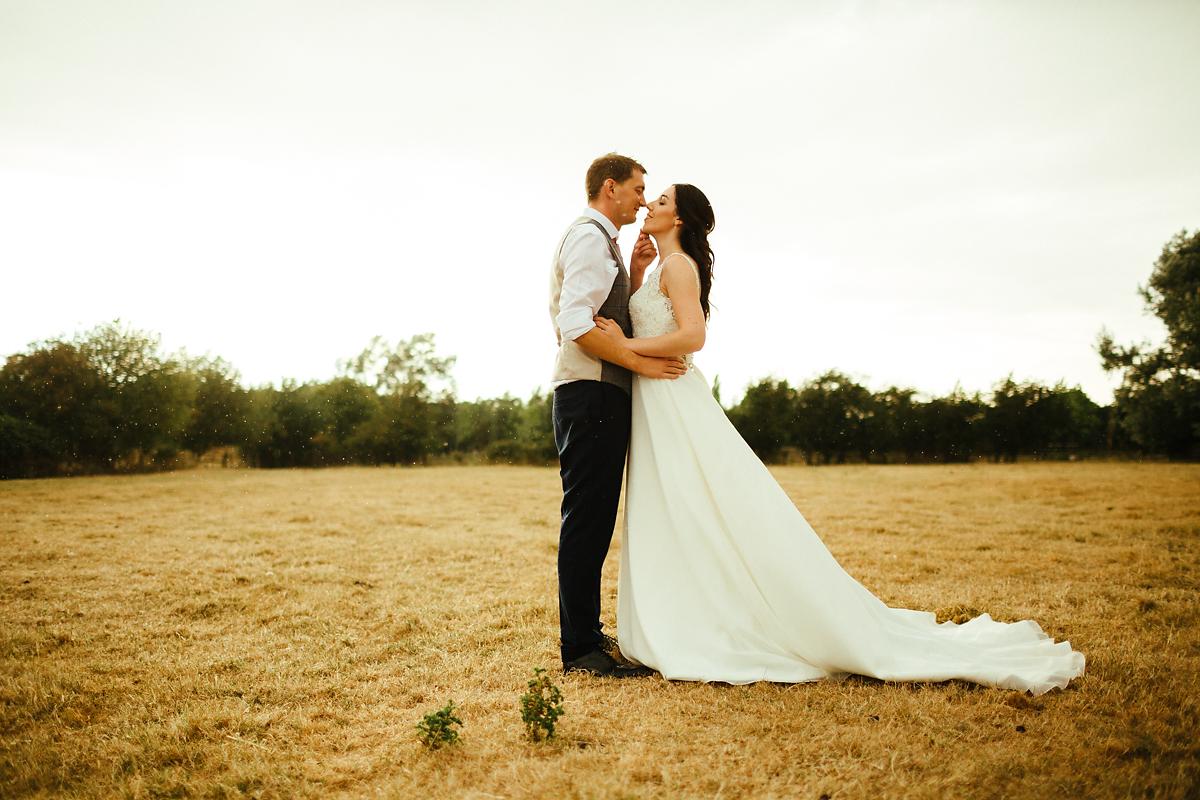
549,216,634,395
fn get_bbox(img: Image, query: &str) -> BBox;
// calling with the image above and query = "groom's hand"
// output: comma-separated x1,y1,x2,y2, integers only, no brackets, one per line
631,232,657,273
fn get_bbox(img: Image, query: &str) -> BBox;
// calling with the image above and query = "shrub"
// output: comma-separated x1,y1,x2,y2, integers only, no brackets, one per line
519,667,565,741
416,701,463,750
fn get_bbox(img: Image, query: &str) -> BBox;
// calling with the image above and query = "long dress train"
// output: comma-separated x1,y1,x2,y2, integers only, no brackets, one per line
616,257,1085,695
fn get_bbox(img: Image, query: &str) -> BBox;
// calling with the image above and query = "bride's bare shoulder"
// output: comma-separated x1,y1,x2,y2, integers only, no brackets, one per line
661,251,698,269
659,253,701,296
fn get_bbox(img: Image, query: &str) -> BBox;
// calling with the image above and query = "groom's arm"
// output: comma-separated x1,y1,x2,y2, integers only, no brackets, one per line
556,227,618,344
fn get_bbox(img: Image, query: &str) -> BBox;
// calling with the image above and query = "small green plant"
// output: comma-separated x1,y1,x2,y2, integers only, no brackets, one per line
520,667,565,741
416,701,463,750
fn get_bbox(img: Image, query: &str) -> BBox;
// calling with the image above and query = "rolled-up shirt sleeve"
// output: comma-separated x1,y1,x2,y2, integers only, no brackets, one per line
556,227,618,342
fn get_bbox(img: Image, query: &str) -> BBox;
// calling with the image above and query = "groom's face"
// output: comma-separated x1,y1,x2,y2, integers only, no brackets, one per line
610,170,647,227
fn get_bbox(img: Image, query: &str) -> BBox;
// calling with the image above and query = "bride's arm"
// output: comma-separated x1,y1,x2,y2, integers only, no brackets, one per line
575,328,686,378
597,259,706,357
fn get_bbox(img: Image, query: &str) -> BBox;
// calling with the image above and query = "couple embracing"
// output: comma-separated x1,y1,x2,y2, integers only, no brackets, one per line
548,153,1085,694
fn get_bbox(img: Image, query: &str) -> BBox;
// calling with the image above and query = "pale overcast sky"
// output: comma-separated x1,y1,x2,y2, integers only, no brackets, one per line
2,1,1197,405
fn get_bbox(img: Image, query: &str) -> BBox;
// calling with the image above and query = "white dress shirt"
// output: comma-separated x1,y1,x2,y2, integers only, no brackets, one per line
555,207,621,342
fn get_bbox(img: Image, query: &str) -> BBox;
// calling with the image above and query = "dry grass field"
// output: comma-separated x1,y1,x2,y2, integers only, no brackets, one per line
1,463,1198,799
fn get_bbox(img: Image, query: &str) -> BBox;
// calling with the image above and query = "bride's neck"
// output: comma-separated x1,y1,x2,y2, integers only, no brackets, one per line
653,230,683,259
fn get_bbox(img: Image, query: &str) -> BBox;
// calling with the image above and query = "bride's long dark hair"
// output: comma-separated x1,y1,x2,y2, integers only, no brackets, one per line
673,183,715,319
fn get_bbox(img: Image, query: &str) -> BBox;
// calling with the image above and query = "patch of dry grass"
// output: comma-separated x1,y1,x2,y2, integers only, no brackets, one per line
0,463,1197,799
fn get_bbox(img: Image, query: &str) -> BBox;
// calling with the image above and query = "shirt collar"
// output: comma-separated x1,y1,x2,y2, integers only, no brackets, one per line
582,207,619,239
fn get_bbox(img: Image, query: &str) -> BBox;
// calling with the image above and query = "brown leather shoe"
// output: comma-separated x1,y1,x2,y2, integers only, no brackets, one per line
563,649,654,678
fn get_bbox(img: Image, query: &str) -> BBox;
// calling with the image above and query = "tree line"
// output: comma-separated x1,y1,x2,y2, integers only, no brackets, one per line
1,230,1196,478
726,371,1115,465
0,328,556,478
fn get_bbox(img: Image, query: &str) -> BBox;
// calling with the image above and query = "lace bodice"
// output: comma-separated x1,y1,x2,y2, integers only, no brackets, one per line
629,253,701,368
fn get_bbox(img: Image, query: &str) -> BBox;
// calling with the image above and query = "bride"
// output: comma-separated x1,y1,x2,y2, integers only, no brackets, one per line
592,184,1086,695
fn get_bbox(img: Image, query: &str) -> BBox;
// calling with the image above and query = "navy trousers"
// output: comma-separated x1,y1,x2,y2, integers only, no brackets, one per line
553,379,631,665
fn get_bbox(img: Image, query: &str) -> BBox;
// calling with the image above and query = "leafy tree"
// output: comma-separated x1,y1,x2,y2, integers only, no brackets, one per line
0,414,57,478
351,392,450,465
516,389,556,464
0,321,194,472
336,334,458,465
1040,385,1105,455
0,340,116,468
311,377,379,462
181,357,251,456
1099,229,1200,457
454,395,523,455
73,321,191,465
429,396,456,457
727,378,797,462
794,371,871,465
868,387,922,463
1104,371,1199,458
986,377,1043,462
242,382,324,467
339,333,456,401
920,387,985,463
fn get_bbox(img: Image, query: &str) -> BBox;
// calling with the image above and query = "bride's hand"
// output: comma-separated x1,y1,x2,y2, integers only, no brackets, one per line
593,316,629,346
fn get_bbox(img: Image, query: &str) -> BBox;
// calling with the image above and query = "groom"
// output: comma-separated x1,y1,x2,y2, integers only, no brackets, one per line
548,153,687,678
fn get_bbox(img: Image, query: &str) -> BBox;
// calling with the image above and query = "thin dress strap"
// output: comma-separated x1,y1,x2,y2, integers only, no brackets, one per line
659,251,701,285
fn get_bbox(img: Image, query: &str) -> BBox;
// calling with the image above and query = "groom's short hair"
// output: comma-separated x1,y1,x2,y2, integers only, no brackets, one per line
586,153,646,201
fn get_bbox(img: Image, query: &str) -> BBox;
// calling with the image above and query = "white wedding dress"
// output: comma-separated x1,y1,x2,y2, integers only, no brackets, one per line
616,255,1086,695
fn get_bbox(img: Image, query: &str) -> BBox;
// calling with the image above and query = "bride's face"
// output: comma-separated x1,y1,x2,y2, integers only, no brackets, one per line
641,186,680,238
